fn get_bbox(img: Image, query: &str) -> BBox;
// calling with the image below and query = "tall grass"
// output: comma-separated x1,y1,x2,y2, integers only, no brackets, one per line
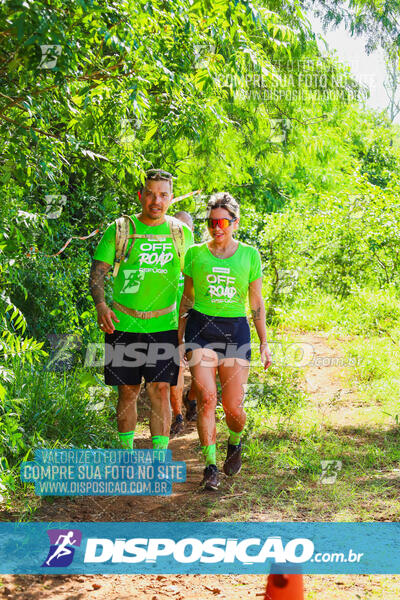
0,357,118,514
273,286,400,335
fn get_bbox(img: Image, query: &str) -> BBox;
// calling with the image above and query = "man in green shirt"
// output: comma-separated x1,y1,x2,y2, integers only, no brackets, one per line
89,169,194,451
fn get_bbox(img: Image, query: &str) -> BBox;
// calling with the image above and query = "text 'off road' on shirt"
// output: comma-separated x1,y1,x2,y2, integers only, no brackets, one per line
94,215,194,333
183,241,262,317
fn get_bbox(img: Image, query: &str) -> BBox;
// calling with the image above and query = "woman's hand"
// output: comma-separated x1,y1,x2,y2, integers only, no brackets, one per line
260,341,272,370
249,278,270,370
178,343,188,369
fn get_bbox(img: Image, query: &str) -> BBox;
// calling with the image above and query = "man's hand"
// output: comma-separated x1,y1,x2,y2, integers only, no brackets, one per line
260,341,272,370
96,302,119,334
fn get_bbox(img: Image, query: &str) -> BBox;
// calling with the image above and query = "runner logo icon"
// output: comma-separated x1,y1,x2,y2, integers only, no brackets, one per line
42,529,82,567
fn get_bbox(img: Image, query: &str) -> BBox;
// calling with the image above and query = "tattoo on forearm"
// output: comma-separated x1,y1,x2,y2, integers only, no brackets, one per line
89,260,111,305
180,293,194,314
251,307,261,321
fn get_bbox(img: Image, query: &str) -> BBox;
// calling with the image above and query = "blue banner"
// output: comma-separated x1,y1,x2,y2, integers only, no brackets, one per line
0,522,399,574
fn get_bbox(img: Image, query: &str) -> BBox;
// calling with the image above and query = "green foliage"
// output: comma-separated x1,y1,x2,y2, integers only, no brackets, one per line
0,362,117,510
0,0,302,191
1,0,400,516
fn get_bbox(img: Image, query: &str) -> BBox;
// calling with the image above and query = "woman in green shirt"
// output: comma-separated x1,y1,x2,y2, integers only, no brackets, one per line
178,192,272,491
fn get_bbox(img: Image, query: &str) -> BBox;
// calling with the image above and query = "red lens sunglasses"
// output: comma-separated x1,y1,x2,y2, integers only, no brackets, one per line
207,217,236,229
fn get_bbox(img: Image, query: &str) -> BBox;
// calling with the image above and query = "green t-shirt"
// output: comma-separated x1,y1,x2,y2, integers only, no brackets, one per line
93,215,194,333
183,241,262,317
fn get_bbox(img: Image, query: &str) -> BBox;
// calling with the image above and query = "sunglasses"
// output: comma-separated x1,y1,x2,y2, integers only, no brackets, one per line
146,169,173,180
207,217,236,229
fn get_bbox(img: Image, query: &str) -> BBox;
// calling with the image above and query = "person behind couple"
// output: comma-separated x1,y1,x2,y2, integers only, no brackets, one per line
170,211,198,436
89,169,194,451
178,192,272,490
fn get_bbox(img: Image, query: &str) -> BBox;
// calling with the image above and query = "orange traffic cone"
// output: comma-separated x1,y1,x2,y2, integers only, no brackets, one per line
264,573,304,599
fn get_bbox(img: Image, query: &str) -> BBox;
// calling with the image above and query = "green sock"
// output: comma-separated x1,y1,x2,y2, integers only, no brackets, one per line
228,428,243,446
118,430,135,449
152,435,169,449
201,444,216,466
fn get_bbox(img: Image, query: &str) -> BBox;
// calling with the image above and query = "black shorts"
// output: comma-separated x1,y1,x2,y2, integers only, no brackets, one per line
104,329,180,386
184,309,251,361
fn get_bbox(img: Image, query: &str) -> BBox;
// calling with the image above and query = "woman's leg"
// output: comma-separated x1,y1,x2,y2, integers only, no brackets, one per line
188,347,219,489
189,348,218,445
218,358,250,475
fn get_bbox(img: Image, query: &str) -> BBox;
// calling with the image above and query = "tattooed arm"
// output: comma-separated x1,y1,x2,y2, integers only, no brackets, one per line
89,260,119,334
248,277,272,370
89,259,111,306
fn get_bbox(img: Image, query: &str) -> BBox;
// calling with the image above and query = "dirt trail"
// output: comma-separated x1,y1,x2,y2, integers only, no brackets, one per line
2,333,398,598
295,332,359,420
31,370,214,524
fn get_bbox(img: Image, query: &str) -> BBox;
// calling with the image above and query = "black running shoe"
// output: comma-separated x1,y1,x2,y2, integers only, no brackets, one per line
201,464,220,490
170,414,184,437
183,390,197,421
186,400,197,421
223,441,242,476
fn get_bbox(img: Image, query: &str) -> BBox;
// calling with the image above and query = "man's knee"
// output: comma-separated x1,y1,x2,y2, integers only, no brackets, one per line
118,384,140,402
149,381,170,399
197,389,217,412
